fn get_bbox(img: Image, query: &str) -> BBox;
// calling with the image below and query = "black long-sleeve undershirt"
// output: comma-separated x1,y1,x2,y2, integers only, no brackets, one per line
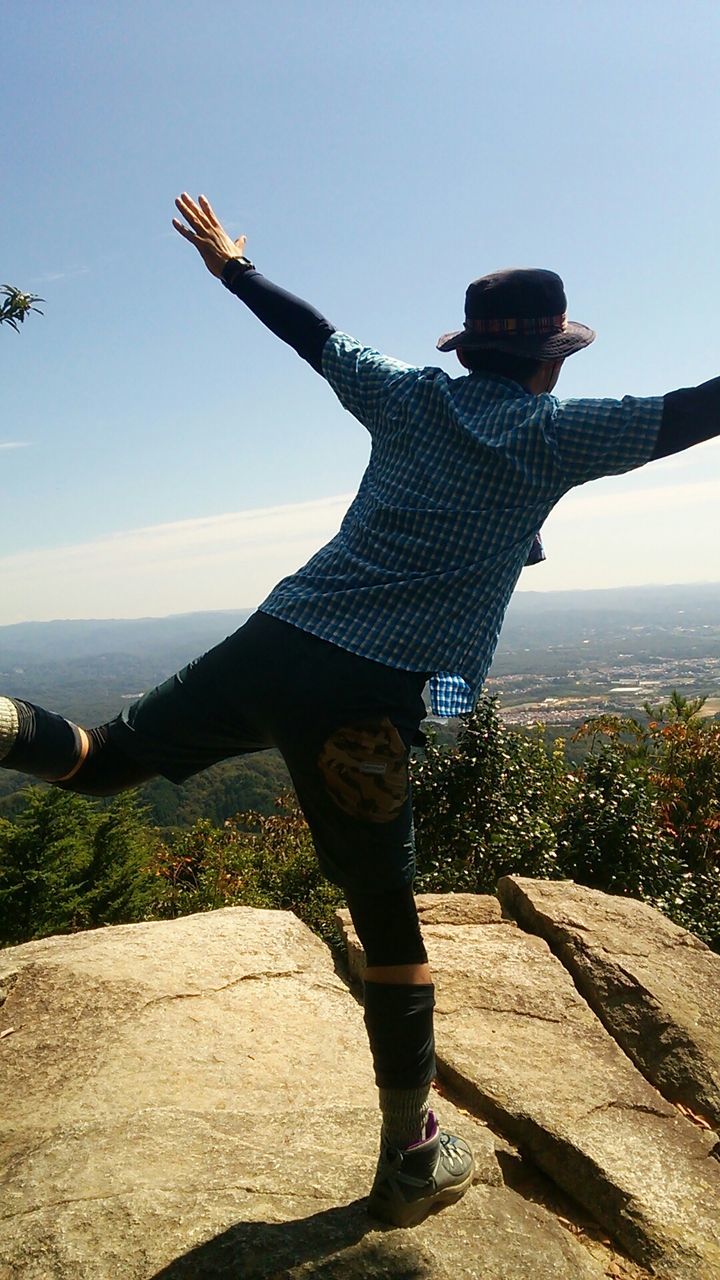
655,376,720,460
221,259,335,373
220,259,720,462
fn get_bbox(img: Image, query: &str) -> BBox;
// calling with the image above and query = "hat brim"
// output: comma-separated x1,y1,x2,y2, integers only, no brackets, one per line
436,320,595,359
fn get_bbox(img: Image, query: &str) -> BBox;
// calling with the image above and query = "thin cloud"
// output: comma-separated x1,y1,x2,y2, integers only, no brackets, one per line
0,493,355,624
33,267,90,284
0,441,30,451
551,477,718,522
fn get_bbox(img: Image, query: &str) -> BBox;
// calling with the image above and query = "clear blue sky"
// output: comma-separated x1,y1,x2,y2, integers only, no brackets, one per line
3,0,719,622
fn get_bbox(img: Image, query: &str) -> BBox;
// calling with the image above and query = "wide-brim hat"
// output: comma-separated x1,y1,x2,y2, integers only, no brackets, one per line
437,268,595,359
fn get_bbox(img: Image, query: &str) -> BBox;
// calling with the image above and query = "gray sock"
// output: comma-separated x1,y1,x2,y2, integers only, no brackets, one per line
379,1084,432,1148
0,698,19,763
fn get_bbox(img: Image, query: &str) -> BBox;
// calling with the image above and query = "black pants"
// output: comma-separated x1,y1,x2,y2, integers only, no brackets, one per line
101,610,430,895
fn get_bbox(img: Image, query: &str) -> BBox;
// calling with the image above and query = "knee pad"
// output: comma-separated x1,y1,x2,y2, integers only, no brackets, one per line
0,698,83,781
363,981,436,1089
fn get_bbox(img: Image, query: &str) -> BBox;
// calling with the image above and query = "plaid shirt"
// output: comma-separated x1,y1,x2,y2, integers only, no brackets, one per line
259,332,663,715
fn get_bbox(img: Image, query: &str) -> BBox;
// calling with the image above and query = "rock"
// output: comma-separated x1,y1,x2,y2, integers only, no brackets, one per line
497,876,720,1132
0,907,606,1280
336,894,511,984
415,893,509,926
281,1185,610,1280
334,907,365,984
337,898,720,1279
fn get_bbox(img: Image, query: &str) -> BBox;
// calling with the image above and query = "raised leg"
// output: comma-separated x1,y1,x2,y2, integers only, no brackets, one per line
0,697,156,795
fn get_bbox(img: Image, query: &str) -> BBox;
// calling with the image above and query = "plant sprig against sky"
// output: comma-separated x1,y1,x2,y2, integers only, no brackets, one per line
0,285,44,333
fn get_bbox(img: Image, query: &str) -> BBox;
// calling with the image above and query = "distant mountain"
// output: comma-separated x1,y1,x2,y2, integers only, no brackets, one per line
2,586,712,660
505,582,720,621
494,582,720,667
0,610,254,665
1,584,717,666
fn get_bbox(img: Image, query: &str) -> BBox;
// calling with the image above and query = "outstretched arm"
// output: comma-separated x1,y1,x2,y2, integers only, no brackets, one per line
173,193,335,372
548,373,720,489
653,377,720,459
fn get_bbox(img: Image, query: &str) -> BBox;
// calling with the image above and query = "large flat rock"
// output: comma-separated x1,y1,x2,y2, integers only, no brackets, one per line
338,901,720,1279
497,876,720,1131
0,908,607,1279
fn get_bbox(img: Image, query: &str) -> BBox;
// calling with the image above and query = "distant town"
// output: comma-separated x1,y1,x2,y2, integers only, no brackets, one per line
484,586,720,728
1,584,718,740
488,653,720,727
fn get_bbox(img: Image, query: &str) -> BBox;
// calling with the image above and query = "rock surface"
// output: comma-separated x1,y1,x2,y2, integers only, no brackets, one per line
416,893,510,927
497,875,720,1131
0,906,615,1280
336,893,511,986
339,896,720,1280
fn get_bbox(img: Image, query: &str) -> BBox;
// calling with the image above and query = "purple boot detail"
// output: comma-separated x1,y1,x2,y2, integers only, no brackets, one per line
404,1108,439,1151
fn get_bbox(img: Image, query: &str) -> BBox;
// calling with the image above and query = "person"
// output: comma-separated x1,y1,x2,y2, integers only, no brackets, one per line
1,194,718,1228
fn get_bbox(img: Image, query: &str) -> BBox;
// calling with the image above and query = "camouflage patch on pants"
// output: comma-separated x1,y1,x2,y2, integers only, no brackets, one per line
317,716,409,823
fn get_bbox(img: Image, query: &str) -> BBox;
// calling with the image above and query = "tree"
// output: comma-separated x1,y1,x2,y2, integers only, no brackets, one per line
411,696,572,893
0,789,157,945
1,285,43,332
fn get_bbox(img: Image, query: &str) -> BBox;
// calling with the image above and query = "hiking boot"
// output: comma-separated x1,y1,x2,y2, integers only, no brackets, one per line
367,1110,474,1228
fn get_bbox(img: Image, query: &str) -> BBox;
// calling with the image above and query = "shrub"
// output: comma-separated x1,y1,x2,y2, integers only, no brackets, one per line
411,694,720,950
411,695,572,892
148,795,346,951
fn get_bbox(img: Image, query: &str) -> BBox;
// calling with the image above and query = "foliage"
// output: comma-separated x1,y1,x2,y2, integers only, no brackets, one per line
1,285,44,332
0,789,157,945
411,693,720,950
411,696,572,892
559,695,720,943
148,794,345,950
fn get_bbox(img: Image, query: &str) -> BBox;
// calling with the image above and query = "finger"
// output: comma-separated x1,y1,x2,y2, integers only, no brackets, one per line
175,192,209,231
198,195,221,226
172,218,199,243
174,194,205,228
234,235,247,251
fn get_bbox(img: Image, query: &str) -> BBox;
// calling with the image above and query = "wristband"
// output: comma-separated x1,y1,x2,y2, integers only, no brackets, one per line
221,257,256,288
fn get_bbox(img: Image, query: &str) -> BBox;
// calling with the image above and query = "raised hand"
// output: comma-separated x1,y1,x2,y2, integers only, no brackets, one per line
172,193,247,278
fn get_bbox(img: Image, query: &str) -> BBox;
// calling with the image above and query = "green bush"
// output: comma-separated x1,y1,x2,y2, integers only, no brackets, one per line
411,694,720,950
149,797,346,951
411,696,572,893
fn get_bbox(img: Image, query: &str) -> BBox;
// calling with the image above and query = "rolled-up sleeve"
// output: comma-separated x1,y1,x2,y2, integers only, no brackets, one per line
546,394,664,489
321,331,420,435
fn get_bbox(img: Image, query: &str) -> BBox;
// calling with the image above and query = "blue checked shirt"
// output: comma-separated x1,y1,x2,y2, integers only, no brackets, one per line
259,332,664,715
